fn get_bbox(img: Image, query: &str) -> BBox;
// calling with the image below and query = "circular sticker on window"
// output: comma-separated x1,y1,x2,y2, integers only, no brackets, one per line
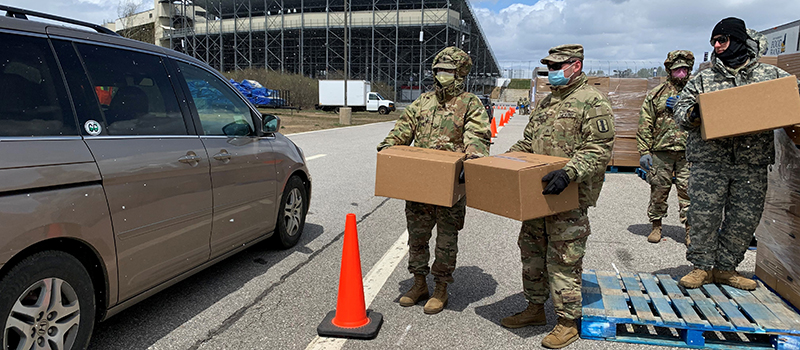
84,120,102,136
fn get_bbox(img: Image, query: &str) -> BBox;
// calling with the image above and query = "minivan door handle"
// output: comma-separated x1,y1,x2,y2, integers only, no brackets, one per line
213,150,232,163
178,152,202,166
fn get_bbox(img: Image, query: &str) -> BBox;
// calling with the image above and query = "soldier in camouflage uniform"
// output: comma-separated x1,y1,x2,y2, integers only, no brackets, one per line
501,44,614,349
637,50,694,244
377,46,491,314
674,18,800,291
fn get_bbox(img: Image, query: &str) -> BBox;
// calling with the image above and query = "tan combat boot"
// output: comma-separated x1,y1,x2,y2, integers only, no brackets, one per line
647,219,662,243
713,268,757,291
399,274,429,307
685,226,691,247
541,318,579,349
500,302,546,328
423,282,448,314
679,268,713,289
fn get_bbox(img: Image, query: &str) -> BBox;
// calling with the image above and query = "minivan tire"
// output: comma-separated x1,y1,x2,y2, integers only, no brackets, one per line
378,106,389,115
273,176,308,249
0,251,96,350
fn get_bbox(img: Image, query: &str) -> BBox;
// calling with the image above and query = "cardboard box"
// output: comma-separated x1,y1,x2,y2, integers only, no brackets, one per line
778,53,800,77
375,146,464,207
756,244,800,311
464,152,579,221
698,76,800,140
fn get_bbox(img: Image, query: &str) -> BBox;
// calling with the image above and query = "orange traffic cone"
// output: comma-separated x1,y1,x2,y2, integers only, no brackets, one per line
490,115,498,137
317,214,383,339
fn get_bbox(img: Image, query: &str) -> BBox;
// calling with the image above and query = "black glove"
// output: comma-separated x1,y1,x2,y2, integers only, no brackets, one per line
459,168,465,184
542,169,570,195
688,104,701,123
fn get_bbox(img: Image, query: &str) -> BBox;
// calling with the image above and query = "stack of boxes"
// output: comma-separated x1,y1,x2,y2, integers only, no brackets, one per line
607,78,648,167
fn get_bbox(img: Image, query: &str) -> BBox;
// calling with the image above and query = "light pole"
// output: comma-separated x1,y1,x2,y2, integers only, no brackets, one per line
339,0,351,125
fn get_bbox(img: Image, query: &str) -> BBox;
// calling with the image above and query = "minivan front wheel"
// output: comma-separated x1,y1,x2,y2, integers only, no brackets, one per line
274,176,308,249
0,251,95,350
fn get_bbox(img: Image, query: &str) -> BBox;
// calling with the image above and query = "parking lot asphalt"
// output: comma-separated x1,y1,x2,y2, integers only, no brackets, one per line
87,110,756,350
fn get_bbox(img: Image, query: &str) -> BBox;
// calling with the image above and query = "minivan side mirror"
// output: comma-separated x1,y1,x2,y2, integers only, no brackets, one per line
222,121,253,137
262,113,281,134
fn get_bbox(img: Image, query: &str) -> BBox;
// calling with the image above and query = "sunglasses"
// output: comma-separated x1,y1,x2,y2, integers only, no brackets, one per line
547,61,574,71
710,35,730,45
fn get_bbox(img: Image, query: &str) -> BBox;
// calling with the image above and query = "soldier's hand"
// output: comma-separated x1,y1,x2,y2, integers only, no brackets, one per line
542,169,570,195
464,153,481,161
639,154,652,170
689,104,701,123
665,96,679,111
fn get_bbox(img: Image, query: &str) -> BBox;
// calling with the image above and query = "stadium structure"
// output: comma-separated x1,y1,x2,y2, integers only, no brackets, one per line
110,0,501,100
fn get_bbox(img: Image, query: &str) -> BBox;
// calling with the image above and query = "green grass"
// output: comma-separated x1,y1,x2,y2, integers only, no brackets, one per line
507,79,532,89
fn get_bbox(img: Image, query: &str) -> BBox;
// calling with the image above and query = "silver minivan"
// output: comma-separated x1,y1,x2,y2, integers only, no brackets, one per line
0,6,311,349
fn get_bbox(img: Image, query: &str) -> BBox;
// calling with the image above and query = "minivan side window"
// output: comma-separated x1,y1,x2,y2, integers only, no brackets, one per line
176,62,255,137
76,44,186,136
0,33,77,137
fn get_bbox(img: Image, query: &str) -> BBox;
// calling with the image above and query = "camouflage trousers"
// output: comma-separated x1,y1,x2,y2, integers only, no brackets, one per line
405,197,466,284
647,151,690,224
686,162,767,271
518,208,590,320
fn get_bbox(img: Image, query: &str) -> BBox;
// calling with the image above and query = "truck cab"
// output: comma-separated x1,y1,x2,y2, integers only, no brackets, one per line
367,92,395,115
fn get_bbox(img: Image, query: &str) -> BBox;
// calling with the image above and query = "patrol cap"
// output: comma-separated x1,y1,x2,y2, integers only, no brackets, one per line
540,44,584,64
432,52,458,70
665,50,695,70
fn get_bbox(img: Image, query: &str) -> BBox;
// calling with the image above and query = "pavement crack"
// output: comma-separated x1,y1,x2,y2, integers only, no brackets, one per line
188,197,391,350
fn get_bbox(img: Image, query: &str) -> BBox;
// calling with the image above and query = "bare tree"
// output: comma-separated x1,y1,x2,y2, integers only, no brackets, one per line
117,0,154,44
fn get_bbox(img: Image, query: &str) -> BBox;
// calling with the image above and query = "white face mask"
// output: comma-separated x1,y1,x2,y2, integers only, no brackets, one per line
436,71,455,86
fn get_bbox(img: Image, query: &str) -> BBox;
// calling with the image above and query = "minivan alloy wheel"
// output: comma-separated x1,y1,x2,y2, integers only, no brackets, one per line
5,278,80,350
283,187,304,238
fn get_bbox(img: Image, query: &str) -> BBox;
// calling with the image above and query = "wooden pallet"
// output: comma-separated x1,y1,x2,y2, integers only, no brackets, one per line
582,270,800,349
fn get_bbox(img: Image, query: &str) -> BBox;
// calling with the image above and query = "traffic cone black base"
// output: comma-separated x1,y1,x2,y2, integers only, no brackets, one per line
317,309,383,339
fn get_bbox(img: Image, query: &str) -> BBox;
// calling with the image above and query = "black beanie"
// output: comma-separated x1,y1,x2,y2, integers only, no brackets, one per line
712,17,747,43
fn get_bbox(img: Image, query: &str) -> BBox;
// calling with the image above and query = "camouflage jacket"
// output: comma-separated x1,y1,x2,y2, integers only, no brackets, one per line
637,80,687,155
674,28,800,165
508,73,615,208
377,91,491,156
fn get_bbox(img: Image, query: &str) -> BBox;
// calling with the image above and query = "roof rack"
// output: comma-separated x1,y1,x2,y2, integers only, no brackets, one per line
0,5,119,36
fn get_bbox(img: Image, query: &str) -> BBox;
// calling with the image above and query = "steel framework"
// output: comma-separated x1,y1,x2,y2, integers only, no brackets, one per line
164,0,499,100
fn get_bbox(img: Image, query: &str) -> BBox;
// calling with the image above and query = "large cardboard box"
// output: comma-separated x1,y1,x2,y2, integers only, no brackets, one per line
611,136,639,167
464,152,579,221
755,244,800,311
698,76,800,140
375,146,464,207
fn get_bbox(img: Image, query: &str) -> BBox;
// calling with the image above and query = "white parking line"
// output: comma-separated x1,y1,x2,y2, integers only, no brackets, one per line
304,230,409,350
306,154,327,161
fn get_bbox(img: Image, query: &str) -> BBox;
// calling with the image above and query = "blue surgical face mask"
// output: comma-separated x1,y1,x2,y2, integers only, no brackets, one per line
548,62,575,86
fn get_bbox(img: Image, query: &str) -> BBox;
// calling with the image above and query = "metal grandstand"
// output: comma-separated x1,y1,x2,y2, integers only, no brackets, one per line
156,0,500,100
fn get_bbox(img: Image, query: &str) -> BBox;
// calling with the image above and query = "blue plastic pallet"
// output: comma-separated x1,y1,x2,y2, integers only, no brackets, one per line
582,270,800,349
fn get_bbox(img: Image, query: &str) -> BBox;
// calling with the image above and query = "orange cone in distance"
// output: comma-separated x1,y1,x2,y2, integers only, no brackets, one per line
490,115,498,137
317,213,383,339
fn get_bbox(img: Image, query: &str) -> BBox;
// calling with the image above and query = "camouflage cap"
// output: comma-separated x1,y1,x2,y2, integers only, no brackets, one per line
432,46,473,77
540,44,584,64
665,50,695,70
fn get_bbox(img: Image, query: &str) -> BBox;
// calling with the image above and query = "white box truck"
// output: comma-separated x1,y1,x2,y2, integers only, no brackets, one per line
317,80,396,114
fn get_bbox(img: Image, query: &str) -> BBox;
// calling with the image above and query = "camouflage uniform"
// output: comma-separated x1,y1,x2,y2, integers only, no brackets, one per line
508,44,615,320
674,29,800,271
377,47,491,284
637,50,694,224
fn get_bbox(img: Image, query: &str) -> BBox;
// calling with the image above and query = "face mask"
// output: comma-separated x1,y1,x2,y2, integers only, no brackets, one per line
436,71,455,86
671,68,688,79
547,62,575,86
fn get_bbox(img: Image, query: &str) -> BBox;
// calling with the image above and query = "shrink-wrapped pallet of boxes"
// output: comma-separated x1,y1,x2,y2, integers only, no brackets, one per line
754,130,800,309
608,78,648,167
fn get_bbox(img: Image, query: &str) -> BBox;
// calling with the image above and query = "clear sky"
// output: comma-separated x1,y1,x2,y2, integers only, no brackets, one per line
4,0,800,74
